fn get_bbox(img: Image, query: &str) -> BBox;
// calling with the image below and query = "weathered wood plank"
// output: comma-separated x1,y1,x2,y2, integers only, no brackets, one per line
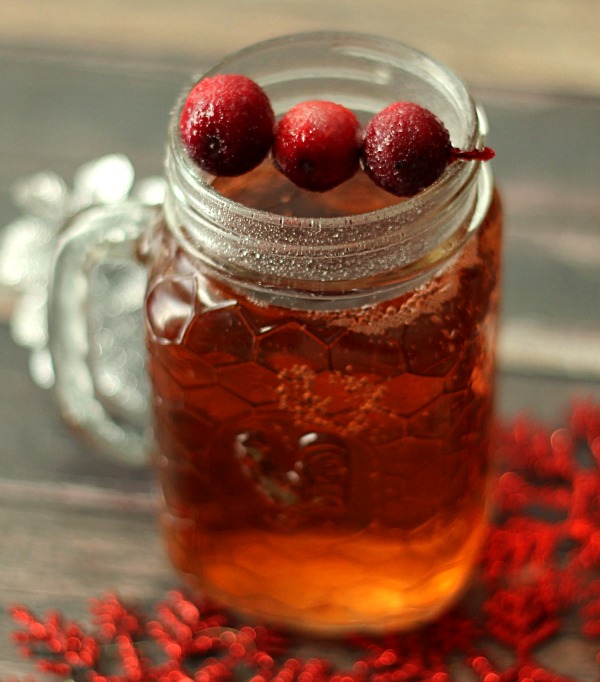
0,491,174,676
2,0,600,96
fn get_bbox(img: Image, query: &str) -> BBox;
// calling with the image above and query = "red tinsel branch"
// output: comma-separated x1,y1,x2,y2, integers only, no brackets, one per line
4,400,600,682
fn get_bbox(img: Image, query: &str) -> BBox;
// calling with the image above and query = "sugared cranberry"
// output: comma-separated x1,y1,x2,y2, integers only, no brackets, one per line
179,74,275,176
272,100,362,192
361,102,451,197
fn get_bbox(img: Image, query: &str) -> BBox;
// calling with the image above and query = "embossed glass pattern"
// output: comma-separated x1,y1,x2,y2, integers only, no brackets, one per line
143,33,503,634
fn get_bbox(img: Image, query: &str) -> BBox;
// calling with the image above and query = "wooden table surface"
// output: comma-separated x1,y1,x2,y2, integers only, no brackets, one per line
1,1,600,678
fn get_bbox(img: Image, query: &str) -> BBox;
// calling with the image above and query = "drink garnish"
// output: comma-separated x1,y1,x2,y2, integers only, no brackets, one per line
272,100,362,192
180,76,494,196
179,74,275,176
365,101,462,197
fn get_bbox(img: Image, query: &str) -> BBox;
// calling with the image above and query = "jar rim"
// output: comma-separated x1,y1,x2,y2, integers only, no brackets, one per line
168,30,483,229
163,31,492,296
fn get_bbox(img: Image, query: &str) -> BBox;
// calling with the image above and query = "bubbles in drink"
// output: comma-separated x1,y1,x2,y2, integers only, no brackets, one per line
145,163,502,633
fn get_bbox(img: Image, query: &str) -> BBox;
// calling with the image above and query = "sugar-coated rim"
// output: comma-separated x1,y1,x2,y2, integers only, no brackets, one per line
162,31,492,299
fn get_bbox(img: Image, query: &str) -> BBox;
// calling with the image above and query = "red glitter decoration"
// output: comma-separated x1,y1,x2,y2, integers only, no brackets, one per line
5,399,600,682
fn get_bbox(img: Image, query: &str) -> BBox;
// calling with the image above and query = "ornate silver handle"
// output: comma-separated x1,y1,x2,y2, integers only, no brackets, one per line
48,202,154,466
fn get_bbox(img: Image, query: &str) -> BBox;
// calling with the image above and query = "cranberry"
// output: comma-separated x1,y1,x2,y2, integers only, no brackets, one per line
179,74,275,176
272,100,362,192
361,102,452,197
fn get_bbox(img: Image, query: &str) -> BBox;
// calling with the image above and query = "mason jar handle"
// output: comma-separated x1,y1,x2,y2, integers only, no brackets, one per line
48,201,154,466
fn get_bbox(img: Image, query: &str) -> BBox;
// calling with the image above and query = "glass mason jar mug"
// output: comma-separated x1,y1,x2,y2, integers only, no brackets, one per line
49,32,502,635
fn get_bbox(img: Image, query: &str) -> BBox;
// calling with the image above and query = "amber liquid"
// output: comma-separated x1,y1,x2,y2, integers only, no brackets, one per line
145,164,502,634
